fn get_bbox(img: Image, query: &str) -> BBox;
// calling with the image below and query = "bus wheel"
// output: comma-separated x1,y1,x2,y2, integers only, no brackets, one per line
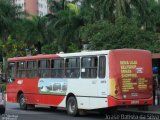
19,94,27,110
66,97,79,116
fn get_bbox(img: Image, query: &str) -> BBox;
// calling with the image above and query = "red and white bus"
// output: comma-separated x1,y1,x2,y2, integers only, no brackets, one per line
6,49,153,116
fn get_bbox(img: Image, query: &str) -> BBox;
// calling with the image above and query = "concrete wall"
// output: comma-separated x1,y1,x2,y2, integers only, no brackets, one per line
25,0,38,16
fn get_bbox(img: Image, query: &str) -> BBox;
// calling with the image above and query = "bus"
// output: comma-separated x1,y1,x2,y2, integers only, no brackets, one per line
6,49,153,116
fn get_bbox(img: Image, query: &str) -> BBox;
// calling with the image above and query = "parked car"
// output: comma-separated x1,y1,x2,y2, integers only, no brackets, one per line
0,89,5,114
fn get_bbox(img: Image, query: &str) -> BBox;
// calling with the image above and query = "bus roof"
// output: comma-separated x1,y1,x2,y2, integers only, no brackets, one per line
8,50,110,62
8,54,59,61
8,49,149,62
58,50,110,57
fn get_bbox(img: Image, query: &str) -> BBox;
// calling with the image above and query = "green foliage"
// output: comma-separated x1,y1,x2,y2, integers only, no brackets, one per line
48,0,66,12
80,0,149,24
50,2,83,52
81,18,160,52
0,36,27,58
0,0,21,41
0,0,22,59
67,3,80,15
145,0,160,31
42,40,59,54
0,83,6,91
19,16,48,54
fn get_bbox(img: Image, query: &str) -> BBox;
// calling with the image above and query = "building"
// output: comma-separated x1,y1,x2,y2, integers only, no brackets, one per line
38,0,49,16
13,0,49,16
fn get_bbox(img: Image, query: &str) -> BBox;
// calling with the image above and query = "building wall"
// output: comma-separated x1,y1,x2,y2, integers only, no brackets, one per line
13,0,50,16
25,0,38,16
38,0,49,16
14,0,25,11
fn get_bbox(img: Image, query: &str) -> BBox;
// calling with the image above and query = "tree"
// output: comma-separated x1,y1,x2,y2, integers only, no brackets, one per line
21,16,48,54
0,0,21,71
48,0,66,13
0,0,21,50
48,2,84,52
145,0,160,32
0,36,27,58
80,0,149,24
80,18,160,52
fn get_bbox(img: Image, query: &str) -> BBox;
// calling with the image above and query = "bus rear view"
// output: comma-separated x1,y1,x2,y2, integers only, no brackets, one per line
108,49,153,107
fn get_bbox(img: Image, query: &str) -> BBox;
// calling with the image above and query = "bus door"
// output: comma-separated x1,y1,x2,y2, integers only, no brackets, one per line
81,56,98,97
6,62,16,102
97,55,109,97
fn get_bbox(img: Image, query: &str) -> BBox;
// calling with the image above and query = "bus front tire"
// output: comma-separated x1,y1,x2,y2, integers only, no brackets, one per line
19,94,27,110
66,97,79,116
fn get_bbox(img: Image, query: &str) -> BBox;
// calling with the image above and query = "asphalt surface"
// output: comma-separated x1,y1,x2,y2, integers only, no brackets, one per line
1,102,160,120
0,102,105,120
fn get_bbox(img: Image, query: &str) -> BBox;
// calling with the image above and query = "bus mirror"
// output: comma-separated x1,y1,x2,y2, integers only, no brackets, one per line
0,74,6,83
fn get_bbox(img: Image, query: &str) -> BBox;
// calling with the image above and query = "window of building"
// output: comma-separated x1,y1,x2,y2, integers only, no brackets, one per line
51,59,64,78
27,61,37,78
38,60,50,78
65,58,80,78
81,56,98,78
17,61,26,78
98,56,106,78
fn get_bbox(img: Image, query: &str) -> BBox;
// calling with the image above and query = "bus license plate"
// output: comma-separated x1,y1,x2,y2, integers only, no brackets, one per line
131,100,139,104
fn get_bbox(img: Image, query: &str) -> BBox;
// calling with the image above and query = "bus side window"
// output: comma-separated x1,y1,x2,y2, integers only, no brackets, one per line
38,60,50,78
99,56,106,78
51,59,64,78
17,61,26,78
81,56,97,78
27,61,37,78
8,62,16,82
65,58,80,78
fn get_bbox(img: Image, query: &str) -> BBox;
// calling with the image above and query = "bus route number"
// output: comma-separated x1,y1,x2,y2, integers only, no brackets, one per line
131,100,139,104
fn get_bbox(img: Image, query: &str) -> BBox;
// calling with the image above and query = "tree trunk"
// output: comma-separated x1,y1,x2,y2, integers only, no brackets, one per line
35,42,42,54
62,0,65,10
2,57,7,73
78,38,83,50
63,43,68,53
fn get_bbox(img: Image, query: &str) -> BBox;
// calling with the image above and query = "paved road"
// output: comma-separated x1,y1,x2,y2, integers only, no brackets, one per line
0,102,105,120
1,102,160,120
